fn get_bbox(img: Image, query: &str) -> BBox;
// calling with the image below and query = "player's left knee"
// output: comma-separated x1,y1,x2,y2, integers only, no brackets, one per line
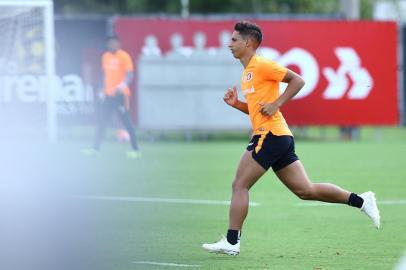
295,186,315,200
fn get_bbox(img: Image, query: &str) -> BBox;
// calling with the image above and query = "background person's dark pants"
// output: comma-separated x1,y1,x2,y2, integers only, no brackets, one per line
94,94,138,151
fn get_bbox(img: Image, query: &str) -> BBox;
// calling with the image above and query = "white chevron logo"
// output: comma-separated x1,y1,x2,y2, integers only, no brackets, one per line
322,47,373,99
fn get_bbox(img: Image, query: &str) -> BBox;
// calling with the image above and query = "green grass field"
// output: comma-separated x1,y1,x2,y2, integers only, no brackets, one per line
12,128,406,270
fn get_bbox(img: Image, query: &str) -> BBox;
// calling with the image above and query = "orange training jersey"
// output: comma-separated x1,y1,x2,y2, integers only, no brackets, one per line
241,54,292,136
102,49,134,96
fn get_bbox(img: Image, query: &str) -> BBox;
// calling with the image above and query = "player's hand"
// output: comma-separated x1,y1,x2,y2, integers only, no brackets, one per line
116,82,127,92
223,86,238,107
113,82,127,95
259,102,279,117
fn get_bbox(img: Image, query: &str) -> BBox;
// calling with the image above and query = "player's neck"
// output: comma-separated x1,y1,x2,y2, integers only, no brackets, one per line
239,51,256,68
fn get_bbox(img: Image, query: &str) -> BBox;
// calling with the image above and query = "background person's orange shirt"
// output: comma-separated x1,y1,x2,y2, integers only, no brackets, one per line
241,54,292,136
102,49,134,96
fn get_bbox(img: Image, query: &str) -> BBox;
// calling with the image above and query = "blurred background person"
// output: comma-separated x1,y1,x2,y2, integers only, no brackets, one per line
83,36,140,158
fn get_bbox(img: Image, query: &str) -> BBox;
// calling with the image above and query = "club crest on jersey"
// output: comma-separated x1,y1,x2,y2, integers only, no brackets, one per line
245,72,253,82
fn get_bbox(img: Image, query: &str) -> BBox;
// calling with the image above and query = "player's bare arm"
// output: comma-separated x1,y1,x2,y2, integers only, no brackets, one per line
223,86,249,114
259,69,305,116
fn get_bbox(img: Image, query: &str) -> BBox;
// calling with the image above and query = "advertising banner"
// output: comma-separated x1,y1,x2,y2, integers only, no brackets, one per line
116,19,398,126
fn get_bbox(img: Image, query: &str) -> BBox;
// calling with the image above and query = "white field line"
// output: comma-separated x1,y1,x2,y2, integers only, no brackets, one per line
131,261,200,267
296,200,406,207
81,195,261,206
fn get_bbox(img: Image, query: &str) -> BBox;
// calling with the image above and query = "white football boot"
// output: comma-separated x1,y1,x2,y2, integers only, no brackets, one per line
360,191,381,229
202,236,240,256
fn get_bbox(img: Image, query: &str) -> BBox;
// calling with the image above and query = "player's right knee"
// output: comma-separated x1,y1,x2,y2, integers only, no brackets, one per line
231,180,249,193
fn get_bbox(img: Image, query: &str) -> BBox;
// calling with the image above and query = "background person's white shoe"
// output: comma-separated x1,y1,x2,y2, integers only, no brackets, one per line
202,236,240,256
360,191,380,229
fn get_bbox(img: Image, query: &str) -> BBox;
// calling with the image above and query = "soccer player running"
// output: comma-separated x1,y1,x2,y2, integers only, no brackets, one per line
202,21,380,256
84,36,140,158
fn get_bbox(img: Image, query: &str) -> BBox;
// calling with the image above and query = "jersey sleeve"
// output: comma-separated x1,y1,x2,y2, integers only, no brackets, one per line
260,60,288,82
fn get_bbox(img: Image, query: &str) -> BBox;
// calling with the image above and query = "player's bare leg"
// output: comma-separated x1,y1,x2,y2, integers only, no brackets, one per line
229,150,266,230
275,160,380,228
202,150,265,255
275,160,350,203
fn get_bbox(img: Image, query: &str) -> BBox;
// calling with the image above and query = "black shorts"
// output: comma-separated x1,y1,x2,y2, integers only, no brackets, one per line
104,94,125,110
246,132,299,172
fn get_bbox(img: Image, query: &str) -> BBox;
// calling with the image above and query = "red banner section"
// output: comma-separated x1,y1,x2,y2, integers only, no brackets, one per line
115,19,398,125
